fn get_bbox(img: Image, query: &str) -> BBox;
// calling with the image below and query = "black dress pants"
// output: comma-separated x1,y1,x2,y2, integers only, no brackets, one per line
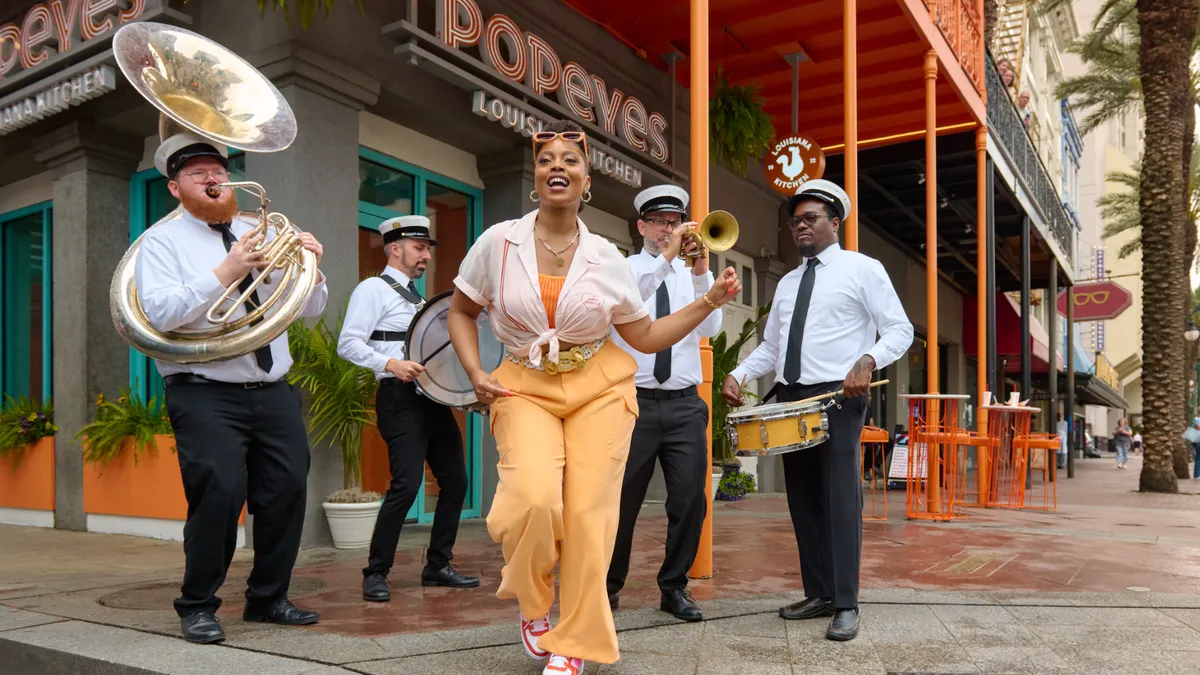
164,379,310,618
778,381,868,610
363,379,467,576
607,387,709,595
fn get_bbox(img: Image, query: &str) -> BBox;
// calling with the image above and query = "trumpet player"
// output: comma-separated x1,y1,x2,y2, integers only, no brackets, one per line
607,185,722,622
336,215,479,601
134,132,328,644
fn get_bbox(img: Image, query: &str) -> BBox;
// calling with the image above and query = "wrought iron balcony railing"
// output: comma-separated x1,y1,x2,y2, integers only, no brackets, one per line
928,0,984,94
985,50,1076,270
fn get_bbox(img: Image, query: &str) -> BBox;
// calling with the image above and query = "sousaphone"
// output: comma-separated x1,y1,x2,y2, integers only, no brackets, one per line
109,21,317,363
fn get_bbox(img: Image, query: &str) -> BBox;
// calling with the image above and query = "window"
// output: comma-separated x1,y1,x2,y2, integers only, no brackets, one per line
1,202,52,402
128,153,248,402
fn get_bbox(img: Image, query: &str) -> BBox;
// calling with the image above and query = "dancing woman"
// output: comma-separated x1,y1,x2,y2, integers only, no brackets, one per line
447,120,740,674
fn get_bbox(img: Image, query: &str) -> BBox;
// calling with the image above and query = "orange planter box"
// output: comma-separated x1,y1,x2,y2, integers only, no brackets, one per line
0,437,55,511
83,435,244,524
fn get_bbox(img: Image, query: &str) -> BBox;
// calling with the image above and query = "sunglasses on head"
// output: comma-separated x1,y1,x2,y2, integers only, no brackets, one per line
532,130,589,156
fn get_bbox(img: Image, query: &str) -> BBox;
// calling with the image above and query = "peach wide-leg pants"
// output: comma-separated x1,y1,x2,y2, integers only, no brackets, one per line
485,341,639,664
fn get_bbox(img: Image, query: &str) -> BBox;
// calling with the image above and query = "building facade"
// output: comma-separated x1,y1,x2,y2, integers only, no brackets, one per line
2,0,1071,544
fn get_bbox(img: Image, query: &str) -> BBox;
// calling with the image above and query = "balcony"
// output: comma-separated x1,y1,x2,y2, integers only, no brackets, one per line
985,50,1076,271
928,0,985,94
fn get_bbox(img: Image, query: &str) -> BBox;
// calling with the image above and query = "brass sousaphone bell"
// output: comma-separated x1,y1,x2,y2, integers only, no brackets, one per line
108,21,319,363
681,209,739,267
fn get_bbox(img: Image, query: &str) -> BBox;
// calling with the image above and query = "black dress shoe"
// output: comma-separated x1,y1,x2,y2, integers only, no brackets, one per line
779,597,835,620
242,599,320,626
659,587,703,622
609,593,619,611
181,612,225,644
826,608,860,641
363,573,390,602
421,564,480,588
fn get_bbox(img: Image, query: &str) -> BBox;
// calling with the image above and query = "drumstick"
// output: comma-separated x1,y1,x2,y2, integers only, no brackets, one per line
419,339,452,366
789,379,889,406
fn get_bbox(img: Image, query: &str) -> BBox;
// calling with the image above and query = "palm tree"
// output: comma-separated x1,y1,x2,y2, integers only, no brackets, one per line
1132,0,1200,491
1051,0,1200,489
1097,153,1200,269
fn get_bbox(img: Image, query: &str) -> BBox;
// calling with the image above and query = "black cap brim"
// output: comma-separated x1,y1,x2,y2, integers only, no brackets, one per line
167,143,229,177
786,191,843,221
640,205,688,218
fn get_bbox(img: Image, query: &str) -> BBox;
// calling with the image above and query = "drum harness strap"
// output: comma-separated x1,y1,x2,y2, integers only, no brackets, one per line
371,274,425,342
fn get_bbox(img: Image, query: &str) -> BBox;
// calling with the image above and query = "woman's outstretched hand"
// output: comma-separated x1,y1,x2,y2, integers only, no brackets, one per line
470,369,511,404
705,267,742,308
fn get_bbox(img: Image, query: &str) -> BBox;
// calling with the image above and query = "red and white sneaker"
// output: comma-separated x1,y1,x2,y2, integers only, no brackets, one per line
520,614,551,660
543,654,584,674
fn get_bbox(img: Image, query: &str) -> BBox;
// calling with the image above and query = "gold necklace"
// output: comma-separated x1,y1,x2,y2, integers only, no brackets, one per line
535,225,580,267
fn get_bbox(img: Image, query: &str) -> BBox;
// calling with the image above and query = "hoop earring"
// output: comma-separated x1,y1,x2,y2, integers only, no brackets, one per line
529,190,539,203
582,190,592,203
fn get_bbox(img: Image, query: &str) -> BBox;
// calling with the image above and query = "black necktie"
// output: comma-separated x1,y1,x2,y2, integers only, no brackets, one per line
653,280,672,383
211,223,273,374
782,258,819,385
408,280,423,300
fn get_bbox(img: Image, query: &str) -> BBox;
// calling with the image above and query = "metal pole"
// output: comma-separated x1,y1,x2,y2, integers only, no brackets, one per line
1048,257,1058,481
986,158,997,397
688,0,713,581
1020,216,1031,401
784,52,805,135
1066,283,1076,478
975,127,989,500
844,0,858,251
925,51,939,394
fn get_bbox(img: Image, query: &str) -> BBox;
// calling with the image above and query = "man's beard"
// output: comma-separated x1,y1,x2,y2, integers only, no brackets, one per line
797,242,817,259
180,186,238,224
644,234,668,256
401,250,426,279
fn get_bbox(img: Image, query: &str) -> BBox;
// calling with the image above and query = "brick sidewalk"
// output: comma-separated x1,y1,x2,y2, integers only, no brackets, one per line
2,453,1199,673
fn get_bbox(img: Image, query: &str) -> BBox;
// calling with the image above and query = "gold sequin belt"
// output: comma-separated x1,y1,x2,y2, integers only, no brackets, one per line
506,336,609,374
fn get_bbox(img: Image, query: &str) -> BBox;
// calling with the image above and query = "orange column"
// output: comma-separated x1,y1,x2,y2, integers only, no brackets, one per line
924,50,939,393
688,0,713,580
843,0,858,251
975,125,989,503
924,50,941,513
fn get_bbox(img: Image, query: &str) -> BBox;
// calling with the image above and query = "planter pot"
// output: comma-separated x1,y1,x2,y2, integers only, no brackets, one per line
739,455,759,492
323,501,383,550
0,437,55,525
711,471,722,500
84,435,189,521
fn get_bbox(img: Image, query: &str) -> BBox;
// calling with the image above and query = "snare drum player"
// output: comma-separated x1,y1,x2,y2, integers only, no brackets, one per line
337,215,480,600
722,179,913,641
606,185,722,622
134,133,328,644
446,120,740,674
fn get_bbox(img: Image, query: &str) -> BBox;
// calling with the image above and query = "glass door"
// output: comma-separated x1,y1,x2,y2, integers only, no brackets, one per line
357,149,484,524
0,203,53,403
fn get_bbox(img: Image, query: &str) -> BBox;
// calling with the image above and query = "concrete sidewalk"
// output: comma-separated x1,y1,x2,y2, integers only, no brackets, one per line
3,454,1199,674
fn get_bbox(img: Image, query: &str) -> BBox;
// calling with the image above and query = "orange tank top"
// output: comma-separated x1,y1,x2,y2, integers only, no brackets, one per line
538,275,565,328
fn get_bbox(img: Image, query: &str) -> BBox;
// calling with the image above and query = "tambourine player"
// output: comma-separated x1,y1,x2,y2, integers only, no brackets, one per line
135,133,328,644
722,179,913,641
337,215,480,602
607,184,722,622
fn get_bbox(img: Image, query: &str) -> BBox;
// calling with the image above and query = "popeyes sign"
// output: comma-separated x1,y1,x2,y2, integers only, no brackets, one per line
437,0,670,165
1,0,146,84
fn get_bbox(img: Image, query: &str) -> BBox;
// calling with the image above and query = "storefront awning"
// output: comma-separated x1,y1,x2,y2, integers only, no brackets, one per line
1030,371,1130,410
964,293,1063,372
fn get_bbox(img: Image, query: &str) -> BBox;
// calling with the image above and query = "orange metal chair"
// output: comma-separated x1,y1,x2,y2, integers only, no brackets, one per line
898,395,972,522
1015,433,1059,511
981,405,1036,510
861,426,889,521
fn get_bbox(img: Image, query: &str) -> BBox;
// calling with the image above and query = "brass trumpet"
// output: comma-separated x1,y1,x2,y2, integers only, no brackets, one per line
681,210,739,267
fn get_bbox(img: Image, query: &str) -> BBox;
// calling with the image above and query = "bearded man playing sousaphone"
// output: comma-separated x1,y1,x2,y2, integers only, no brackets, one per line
133,132,329,644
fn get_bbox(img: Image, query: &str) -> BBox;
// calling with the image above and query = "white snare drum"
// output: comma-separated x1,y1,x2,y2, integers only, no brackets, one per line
725,401,830,456
405,290,504,412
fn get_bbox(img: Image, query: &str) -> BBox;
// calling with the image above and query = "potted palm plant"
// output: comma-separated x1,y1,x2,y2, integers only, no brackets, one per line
288,314,383,549
710,303,771,490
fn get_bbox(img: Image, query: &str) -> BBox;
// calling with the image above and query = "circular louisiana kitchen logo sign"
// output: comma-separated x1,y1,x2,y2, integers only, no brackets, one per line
764,134,826,196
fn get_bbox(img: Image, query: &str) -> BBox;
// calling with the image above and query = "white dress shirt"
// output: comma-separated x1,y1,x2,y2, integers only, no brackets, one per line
337,266,422,381
611,249,723,389
730,243,913,387
134,207,329,384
